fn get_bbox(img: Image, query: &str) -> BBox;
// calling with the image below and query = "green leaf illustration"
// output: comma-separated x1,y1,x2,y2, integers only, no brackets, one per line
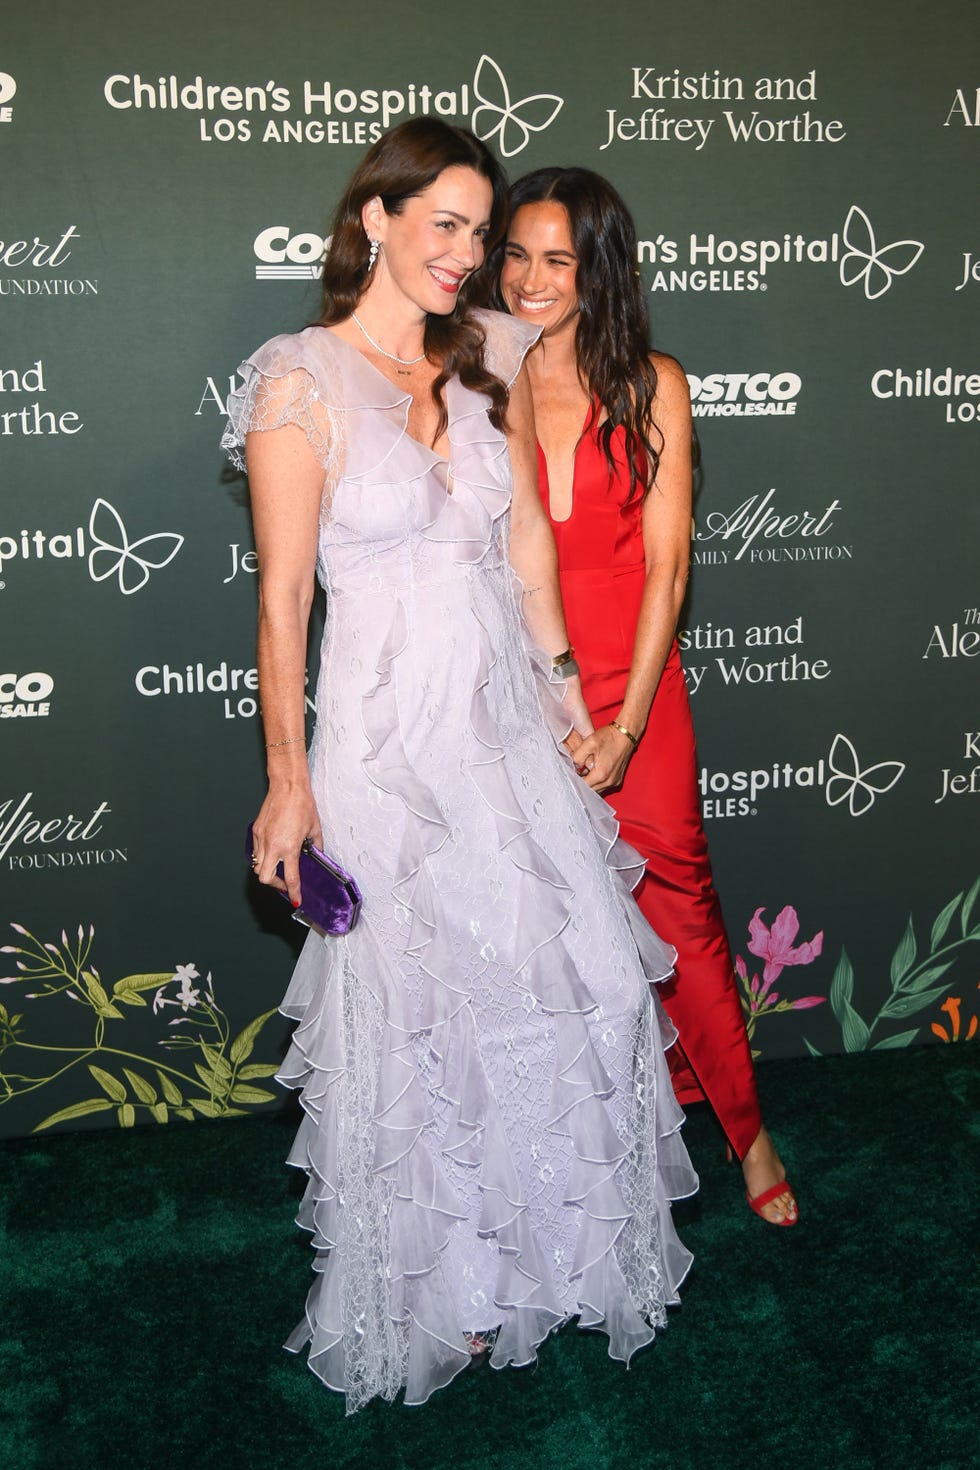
122,1069,158,1105
112,972,173,998
88,1065,127,1103
803,1038,823,1057
194,1062,230,1096
157,1070,184,1106
229,1084,277,1104
82,970,110,1006
843,1010,870,1052
961,877,980,937
829,948,854,1011
80,970,124,1020
900,961,955,994
4,926,292,1135
230,1008,279,1066
878,986,952,1020
34,1098,114,1131
202,1044,232,1081
829,949,869,1052
872,1030,920,1050
930,893,962,951
888,919,917,986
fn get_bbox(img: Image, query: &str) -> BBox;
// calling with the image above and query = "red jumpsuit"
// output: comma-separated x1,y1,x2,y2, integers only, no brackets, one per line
538,423,762,1158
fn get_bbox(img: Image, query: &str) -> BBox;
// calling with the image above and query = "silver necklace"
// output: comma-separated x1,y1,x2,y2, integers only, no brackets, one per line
352,312,426,370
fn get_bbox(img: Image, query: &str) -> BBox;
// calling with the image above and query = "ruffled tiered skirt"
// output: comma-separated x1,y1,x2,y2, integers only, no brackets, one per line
275,551,698,1412
228,319,699,1412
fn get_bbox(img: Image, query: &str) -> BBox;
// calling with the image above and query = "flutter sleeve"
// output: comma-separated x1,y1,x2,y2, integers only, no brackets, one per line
472,308,541,389
220,331,341,480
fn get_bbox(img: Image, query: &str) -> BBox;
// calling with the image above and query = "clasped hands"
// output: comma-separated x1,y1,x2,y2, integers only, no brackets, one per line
558,676,636,793
567,722,637,793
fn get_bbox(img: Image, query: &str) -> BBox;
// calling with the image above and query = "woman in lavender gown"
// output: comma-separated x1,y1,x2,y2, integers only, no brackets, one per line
223,119,697,1413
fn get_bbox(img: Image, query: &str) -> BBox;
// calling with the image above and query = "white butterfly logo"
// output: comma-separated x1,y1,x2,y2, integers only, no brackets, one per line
825,732,905,817
87,498,184,595
839,205,924,300
470,55,563,159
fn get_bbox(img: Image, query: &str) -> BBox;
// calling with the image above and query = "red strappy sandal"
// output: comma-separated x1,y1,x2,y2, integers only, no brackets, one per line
747,1179,799,1227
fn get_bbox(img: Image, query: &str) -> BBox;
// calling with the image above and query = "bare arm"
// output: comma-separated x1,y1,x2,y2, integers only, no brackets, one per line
246,420,325,903
505,366,593,741
577,354,693,791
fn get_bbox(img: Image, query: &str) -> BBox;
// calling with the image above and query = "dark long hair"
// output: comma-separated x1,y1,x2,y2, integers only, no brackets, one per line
319,119,510,436
489,167,662,501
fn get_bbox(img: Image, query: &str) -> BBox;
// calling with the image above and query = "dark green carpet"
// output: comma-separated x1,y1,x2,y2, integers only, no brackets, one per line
2,1047,978,1470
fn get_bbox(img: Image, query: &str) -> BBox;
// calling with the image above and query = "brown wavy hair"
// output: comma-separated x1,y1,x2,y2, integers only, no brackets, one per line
318,119,510,437
488,167,663,502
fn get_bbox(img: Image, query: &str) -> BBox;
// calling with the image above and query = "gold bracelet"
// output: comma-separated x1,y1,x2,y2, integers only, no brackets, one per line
609,720,639,750
265,736,305,749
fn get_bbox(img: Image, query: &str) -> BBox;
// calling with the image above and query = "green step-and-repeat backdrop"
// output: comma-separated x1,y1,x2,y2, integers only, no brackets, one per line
2,0,978,1137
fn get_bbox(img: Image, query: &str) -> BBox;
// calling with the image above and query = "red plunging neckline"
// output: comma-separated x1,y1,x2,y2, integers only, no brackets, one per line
536,401,595,525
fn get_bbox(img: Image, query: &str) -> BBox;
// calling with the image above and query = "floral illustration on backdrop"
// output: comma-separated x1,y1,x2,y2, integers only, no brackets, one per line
808,876,980,1054
931,983,980,1043
734,906,825,1053
0,922,282,1132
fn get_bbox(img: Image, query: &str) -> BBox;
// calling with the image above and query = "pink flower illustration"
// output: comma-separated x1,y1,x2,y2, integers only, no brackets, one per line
735,909,827,1045
748,906,824,984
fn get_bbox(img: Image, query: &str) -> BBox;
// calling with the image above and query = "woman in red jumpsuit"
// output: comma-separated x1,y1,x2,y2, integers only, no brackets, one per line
491,168,797,1225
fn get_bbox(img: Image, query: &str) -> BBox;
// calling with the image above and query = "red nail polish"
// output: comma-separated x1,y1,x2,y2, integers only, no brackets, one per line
291,899,300,908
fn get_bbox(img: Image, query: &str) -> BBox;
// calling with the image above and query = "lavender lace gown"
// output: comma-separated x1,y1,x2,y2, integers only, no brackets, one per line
223,309,697,1413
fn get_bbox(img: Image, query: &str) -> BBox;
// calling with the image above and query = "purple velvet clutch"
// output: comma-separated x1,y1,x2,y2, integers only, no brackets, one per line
246,823,362,936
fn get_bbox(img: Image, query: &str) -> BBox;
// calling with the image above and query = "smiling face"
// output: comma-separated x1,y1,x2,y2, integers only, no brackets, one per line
498,200,580,341
364,164,494,317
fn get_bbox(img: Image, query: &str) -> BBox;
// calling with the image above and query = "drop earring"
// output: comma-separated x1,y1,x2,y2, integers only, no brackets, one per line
367,237,380,271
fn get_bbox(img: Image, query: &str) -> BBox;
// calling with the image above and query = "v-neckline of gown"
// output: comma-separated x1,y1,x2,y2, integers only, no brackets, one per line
320,326,453,470
537,400,595,526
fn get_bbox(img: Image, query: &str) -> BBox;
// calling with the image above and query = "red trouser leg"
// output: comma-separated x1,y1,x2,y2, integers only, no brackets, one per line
591,643,763,1159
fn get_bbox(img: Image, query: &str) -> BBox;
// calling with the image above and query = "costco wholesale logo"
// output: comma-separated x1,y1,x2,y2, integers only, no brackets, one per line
687,371,801,418
0,499,183,595
699,733,906,820
0,672,53,720
641,205,924,298
254,226,327,281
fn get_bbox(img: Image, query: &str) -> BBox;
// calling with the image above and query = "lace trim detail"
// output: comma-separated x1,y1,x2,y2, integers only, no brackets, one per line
221,338,344,522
